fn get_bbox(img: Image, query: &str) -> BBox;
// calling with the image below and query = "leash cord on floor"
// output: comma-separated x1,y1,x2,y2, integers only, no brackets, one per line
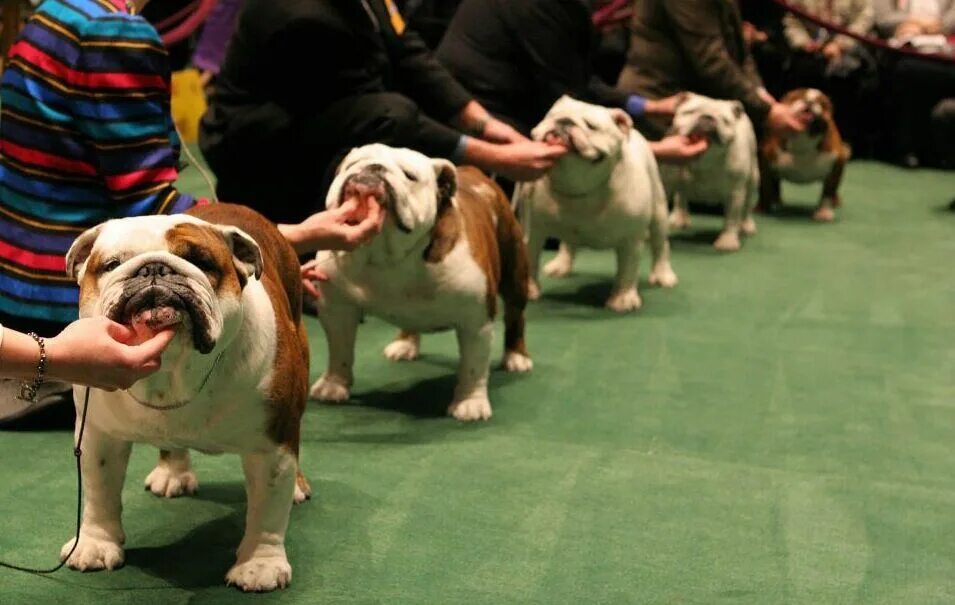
0,387,91,575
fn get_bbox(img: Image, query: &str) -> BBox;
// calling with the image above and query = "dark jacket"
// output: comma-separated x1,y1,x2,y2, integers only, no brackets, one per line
436,0,627,133
201,0,471,168
617,0,770,124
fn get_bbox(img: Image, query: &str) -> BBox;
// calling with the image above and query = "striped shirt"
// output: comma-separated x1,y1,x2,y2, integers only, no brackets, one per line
0,0,194,325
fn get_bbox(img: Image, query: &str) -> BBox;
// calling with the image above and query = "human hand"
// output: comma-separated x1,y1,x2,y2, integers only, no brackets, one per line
282,199,384,254
767,102,807,134
742,21,768,46
482,119,528,144
822,41,843,61
645,93,687,118
802,40,822,53
490,140,569,181
301,259,328,300
650,135,709,164
46,317,176,391
895,20,925,38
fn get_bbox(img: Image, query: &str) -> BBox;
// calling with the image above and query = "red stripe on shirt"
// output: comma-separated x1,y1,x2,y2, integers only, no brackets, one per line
103,165,178,191
1,139,98,174
13,41,166,90
0,240,67,272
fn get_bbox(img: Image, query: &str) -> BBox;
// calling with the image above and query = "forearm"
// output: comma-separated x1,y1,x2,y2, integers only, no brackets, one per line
0,327,44,380
277,223,316,255
452,100,492,135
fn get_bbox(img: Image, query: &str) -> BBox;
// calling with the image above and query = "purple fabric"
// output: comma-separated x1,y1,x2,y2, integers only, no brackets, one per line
192,0,243,74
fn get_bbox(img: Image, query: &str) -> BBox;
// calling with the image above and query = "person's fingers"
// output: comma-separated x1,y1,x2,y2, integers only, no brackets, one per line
125,329,176,364
105,319,139,344
540,145,569,159
302,278,322,300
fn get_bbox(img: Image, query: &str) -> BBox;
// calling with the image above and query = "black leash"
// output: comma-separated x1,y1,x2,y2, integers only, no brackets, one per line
0,387,91,574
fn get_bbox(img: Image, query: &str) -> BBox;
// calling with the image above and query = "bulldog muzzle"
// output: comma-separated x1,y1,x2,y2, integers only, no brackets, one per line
341,166,410,232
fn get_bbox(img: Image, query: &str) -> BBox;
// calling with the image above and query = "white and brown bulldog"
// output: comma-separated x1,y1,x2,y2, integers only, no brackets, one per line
62,204,310,592
308,144,531,422
760,88,850,222
662,93,760,252
514,96,678,313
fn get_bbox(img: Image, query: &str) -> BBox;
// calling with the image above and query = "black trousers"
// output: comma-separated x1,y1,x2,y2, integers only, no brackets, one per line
208,93,462,224
890,58,955,165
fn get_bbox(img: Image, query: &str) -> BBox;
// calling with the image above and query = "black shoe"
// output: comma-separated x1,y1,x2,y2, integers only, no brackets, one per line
948,198,955,211
901,153,920,169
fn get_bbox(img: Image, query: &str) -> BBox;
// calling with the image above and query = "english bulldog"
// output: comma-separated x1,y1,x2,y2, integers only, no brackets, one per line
760,88,850,222
308,144,531,422
662,93,760,252
514,96,678,313
62,203,310,592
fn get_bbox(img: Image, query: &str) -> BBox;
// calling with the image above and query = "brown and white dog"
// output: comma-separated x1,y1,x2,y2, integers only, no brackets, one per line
309,144,531,422
63,204,310,592
760,88,850,222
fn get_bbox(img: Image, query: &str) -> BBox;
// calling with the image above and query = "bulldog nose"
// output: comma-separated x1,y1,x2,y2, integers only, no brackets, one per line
137,262,174,279
343,170,386,201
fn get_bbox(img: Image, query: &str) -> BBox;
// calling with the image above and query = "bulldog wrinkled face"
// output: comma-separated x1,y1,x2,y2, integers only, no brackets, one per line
326,144,456,238
531,95,632,165
786,88,834,136
66,215,263,355
671,95,745,146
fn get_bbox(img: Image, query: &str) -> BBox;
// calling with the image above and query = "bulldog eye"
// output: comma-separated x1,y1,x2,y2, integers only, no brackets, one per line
403,170,418,182
182,248,219,274
101,258,121,273
583,119,597,129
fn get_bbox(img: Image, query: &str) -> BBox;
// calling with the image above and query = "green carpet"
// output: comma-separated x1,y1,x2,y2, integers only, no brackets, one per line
1,161,954,604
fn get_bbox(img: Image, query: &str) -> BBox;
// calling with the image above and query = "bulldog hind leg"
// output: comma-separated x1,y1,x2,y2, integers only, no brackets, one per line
814,156,846,222
383,330,420,362
715,189,746,252
144,448,199,498
524,217,547,302
606,239,643,312
648,197,679,289
543,242,575,278
668,190,692,230
740,167,760,235
498,213,533,373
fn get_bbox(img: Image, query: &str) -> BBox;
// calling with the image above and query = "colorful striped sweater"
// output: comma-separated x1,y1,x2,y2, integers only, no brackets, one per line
0,0,194,326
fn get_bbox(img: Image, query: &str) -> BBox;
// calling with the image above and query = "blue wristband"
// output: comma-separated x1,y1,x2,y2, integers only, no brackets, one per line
626,95,648,118
451,135,470,164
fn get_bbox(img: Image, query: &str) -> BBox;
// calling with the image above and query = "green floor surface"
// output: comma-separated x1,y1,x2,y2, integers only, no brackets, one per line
1,161,953,604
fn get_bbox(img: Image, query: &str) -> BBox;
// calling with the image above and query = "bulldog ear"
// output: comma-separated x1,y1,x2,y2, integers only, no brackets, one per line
65,224,105,281
610,108,633,137
433,159,457,206
217,226,263,283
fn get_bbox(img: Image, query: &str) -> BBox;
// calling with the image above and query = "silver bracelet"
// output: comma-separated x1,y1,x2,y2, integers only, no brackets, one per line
16,332,47,403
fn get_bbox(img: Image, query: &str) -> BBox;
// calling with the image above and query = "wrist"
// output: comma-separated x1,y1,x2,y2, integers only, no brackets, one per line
626,95,648,118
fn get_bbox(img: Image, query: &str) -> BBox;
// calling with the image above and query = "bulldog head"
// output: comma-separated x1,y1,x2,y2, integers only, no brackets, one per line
531,96,633,193
325,144,456,257
781,88,835,137
66,215,263,356
670,94,746,147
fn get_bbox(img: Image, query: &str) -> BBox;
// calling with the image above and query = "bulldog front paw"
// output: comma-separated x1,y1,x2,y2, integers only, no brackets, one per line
668,209,691,230
812,206,835,222
527,280,541,301
502,351,534,373
740,217,758,235
605,288,642,313
713,231,741,252
448,396,493,421
383,338,419,361
309,374,351,402
144,465,198,498
543,256,572,278
294,472,312,505
226,556,292,592
60,534,124,572
649,265,679,288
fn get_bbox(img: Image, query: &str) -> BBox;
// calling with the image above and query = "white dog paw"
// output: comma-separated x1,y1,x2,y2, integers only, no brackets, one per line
383,338,419,362
502,351,534,373
448,396,493,422
649,265,679,288
144,465,198,498
60,535,124,572
226,556,292,592
668,210,691,230
812,206,835,222
713,231,741,252
294,473,312,505
740,218,758,235
527,280,541,301
543,257,572,278
309,375,351,403
605,288,642,313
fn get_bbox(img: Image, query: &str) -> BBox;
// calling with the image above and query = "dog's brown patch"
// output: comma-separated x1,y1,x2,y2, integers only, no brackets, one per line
164,222,244,298
186,204,309,459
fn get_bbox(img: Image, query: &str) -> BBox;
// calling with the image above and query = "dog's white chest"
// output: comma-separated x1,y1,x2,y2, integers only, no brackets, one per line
322,239,490,331
773,138,836,184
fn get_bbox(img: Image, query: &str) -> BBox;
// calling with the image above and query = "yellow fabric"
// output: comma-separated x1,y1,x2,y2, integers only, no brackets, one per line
384,0,405,35
170,69,207,144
